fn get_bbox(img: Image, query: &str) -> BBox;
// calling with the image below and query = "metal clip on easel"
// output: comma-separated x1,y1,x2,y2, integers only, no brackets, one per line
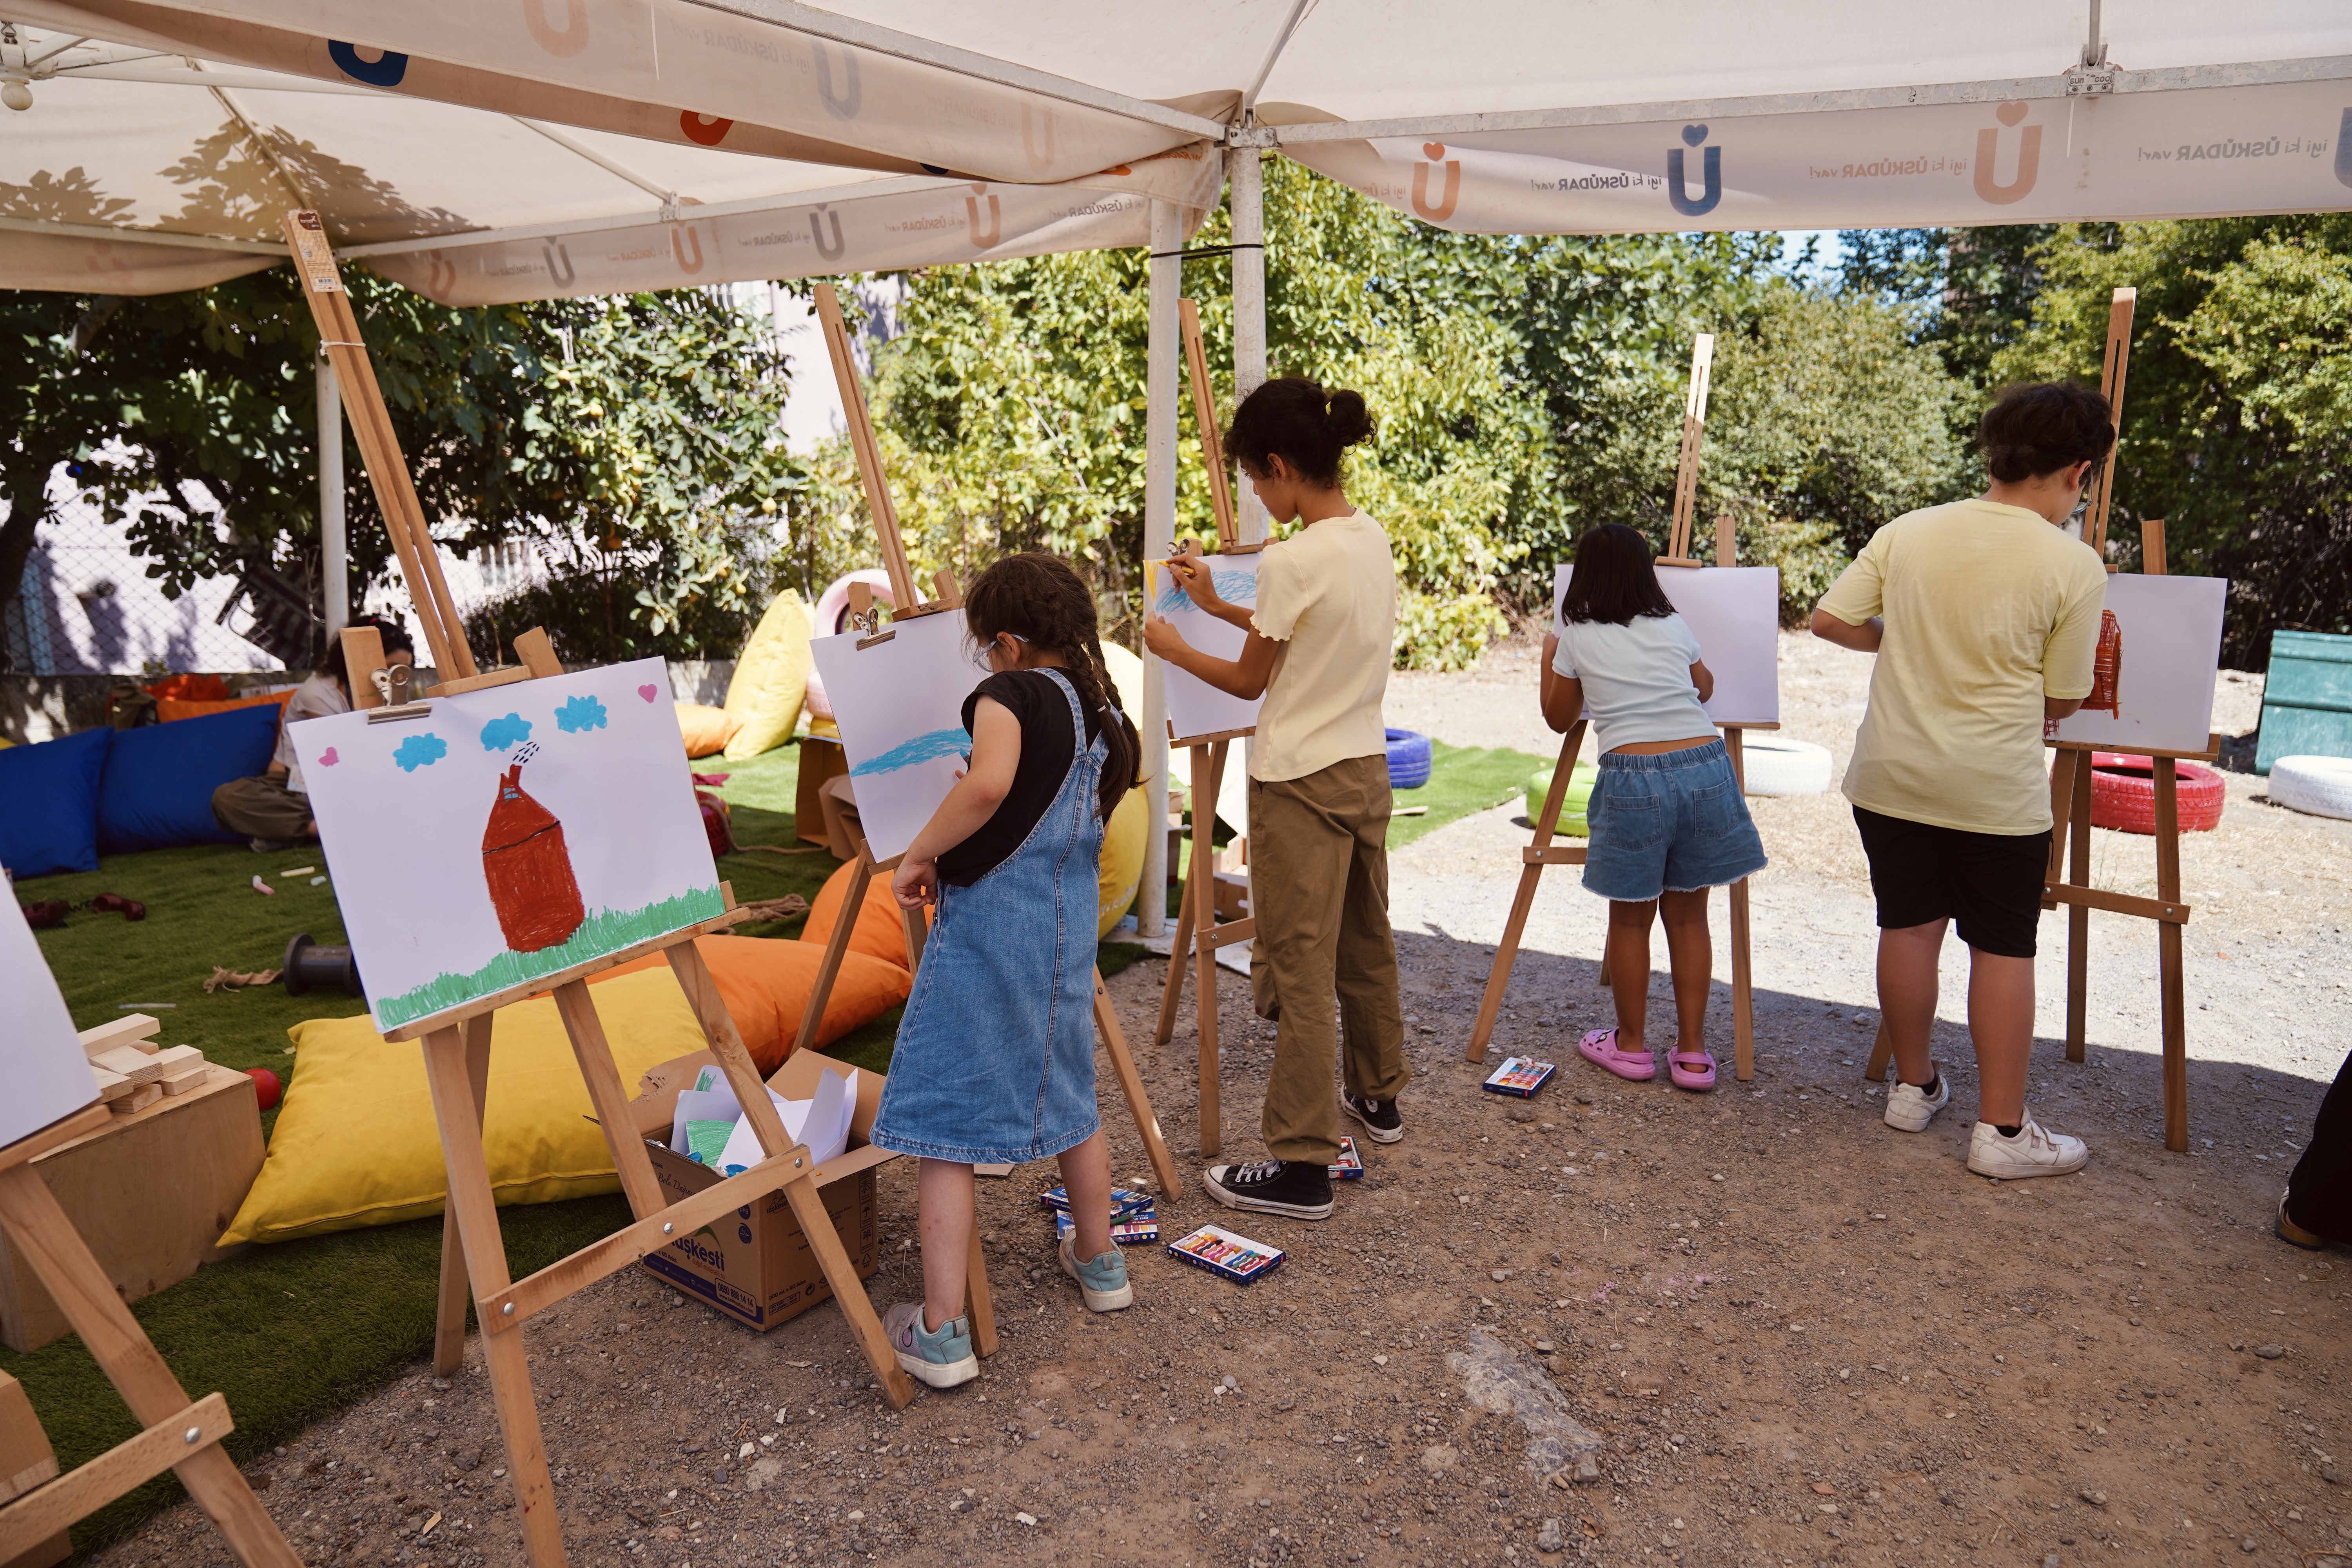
366,662,433,723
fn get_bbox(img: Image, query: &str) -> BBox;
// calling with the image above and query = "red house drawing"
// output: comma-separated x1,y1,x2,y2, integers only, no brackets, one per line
481,762,586,952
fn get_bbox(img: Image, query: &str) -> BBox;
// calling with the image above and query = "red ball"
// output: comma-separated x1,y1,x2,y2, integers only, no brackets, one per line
245,1067,283,1112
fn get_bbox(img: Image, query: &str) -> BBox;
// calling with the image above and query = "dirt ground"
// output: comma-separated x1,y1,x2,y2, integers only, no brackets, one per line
98,634,2352,1568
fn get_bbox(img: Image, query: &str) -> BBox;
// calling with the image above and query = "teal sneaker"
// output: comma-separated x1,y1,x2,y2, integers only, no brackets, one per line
1058,1230,1134,1312
882,1302,978,1388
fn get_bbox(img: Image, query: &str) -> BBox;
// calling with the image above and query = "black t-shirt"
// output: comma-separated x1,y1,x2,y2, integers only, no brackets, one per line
935,670,1104,887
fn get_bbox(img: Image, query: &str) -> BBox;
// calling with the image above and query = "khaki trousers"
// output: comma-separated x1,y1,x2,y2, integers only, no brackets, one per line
1247,754,1408,1164
210,775,314,841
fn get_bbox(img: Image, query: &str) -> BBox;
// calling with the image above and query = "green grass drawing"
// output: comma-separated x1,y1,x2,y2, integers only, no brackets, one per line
377,886,726,1029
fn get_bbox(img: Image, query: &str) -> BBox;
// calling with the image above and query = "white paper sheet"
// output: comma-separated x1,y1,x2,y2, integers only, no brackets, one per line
669,1082,744,1156
715,1067,858,1174
2045,574,2229,755
1149,553,1265,745
807,611,987,864
1552,563,1781,726
0,899,100,1149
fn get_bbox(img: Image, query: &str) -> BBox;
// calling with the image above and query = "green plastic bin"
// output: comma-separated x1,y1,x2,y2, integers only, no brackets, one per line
2258,630,2352,775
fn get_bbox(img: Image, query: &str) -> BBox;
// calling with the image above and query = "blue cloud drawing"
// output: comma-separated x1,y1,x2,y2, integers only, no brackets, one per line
1153,566,1258,615
479,713,532,751
851,726,969,778
554,695,608,735
392,733,448,773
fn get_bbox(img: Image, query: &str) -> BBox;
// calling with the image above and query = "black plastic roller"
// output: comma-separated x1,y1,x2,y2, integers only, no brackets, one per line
282,932,363,998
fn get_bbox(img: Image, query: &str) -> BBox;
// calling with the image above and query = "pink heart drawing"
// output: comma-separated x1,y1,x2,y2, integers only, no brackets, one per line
637,684,659,703
318,746,339,767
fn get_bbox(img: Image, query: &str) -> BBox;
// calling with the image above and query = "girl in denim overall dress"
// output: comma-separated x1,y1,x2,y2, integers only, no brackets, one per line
1539,523,1767,1092
869,553,1141,1388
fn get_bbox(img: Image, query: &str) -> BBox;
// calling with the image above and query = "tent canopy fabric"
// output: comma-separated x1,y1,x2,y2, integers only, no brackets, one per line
4,1,2347,300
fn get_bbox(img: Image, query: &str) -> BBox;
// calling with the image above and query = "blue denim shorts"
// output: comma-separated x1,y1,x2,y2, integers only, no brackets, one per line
1581,738,1768,902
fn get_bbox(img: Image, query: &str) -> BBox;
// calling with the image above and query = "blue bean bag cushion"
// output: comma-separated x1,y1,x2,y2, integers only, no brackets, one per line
98,704,284,855
0,726,113,878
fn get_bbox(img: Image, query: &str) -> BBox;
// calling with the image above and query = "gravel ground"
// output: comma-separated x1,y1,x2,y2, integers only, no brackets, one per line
97,635,2352,1568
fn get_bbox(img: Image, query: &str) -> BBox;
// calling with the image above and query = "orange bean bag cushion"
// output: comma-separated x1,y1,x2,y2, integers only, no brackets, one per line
583,934,909,1073
800,858,930,970
675,702,743,760
158,689,296,724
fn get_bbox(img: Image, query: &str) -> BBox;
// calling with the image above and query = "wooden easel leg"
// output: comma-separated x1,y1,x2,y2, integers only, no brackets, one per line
1153,849,1199,1048
419,1028,567,1568
778,1173,917,1410
1864,1020,1893,1083
1723,731,1754,1082
789,849,877,1058
433,1015,493,1377
552,981,666,1218
0,1167,302,1567
1094,971,1182,1198
962,1227,999,1357
1194,742,1228,1159
1468,727,1585,1065
2154,760,2189,1151
2065,754,2094,1063
1158,742,1213,1049
900,904,928,978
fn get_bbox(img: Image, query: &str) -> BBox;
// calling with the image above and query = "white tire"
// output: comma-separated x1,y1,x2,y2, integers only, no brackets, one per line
1738,735,1833,797
2270,756,2352,820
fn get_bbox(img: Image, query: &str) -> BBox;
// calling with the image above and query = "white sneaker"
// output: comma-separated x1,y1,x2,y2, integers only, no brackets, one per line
1883,1069,1950,1132
1967,1113,2090,1180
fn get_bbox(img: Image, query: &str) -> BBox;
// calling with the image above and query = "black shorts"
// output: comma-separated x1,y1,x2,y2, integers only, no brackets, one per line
1852,806,2051,959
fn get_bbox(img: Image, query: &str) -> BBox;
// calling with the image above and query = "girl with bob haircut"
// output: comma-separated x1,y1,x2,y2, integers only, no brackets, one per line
1143,376,1409,1223
1541,522,1766,1091
869,551,1142,1387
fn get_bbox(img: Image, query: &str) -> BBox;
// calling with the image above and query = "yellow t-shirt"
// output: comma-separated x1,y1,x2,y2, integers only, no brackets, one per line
1816,498,2107,835
1247,510,1397,783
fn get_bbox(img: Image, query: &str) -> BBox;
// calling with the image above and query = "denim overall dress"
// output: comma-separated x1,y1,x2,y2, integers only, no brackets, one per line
869,668,1109,1166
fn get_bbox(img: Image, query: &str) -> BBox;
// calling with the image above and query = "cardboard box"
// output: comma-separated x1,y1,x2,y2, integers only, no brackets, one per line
0,1068,263,1353
626,1048,890,1333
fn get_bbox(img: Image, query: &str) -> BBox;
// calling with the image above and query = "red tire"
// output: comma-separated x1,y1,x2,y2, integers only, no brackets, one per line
2088,752,2226,835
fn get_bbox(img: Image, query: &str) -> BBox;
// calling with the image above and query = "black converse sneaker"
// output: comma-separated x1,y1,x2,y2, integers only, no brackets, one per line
1341,1091,1403,1144
1202,1159,1334,1220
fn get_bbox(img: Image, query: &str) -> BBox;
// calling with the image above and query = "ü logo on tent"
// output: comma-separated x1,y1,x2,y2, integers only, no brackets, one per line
1023,103,1057,174
1411,143,1461,221
671,224,706,274
542,240,575,287
425,250,456,298
1668,125,1721,217
809,207,845,260
2336,108,2352,188
1975,102,2041,205
966,185,1003,250
521,0,588,58
814,42,860,120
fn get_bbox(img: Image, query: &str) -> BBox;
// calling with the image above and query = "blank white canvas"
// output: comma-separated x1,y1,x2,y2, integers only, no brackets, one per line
0,898,100,1148
808,610,987,864
1553,564,1781,726
2047,573,2228,754
1148,554,1264,744
288,657,722,1032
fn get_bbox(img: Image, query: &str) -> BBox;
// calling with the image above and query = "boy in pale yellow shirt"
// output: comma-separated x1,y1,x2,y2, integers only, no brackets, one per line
1812,381,2112,1181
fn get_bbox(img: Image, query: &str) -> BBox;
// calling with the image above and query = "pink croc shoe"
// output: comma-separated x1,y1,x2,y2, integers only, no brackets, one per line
1578,1027,1655,1082
1667,1047,1717,1092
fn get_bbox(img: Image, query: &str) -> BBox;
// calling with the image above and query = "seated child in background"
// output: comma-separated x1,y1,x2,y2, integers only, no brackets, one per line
1539,523,1766,1091
867,552,1143,1388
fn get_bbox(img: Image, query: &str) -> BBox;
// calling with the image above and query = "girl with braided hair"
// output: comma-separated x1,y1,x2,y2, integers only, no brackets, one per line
869,551,1141,1388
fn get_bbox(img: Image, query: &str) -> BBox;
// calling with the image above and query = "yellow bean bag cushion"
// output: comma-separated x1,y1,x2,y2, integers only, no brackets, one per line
1098,780,1148,937
803,858,928,969
221,941,912,1246
676,702,743,759
722,589,815,760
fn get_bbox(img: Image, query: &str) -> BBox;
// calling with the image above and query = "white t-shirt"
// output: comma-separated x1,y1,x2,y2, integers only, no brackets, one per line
276,672,350,795
1550,613,1714,754
1248,510,1397,782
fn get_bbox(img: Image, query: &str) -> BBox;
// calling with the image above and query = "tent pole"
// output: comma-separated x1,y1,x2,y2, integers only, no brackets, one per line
1138,198,1181,938
317,349,348,637
1229,146,1269,546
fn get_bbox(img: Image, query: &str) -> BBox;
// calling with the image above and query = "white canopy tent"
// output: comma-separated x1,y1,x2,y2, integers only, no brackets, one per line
5,0,2348,920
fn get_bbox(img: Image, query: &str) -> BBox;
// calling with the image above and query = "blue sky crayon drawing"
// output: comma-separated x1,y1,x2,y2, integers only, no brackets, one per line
1149,552,1266,744
1152,565,1258,615
851,726,970,778
286,658,716,1033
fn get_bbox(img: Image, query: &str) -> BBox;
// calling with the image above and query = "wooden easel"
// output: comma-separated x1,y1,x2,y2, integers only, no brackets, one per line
1659,335,1715,568
1865,286,2203,1149
1152,299,1266,1157
0,1107,299,1565
285,211,933,1568
1463,515,1763,1079
794,280,1183,1198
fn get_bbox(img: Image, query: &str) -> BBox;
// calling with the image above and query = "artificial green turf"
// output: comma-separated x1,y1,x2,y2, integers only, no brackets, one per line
1387,739,1555,849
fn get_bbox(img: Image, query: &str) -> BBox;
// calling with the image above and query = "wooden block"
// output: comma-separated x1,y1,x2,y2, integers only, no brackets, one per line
0,1372,67,1568
157,1067,212,1097
88,1067,133,1103
76,1016,160,1058
149,1045,203,1074
0,1071,265,1352
89,1047,163,1086
114,1085,162,1115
